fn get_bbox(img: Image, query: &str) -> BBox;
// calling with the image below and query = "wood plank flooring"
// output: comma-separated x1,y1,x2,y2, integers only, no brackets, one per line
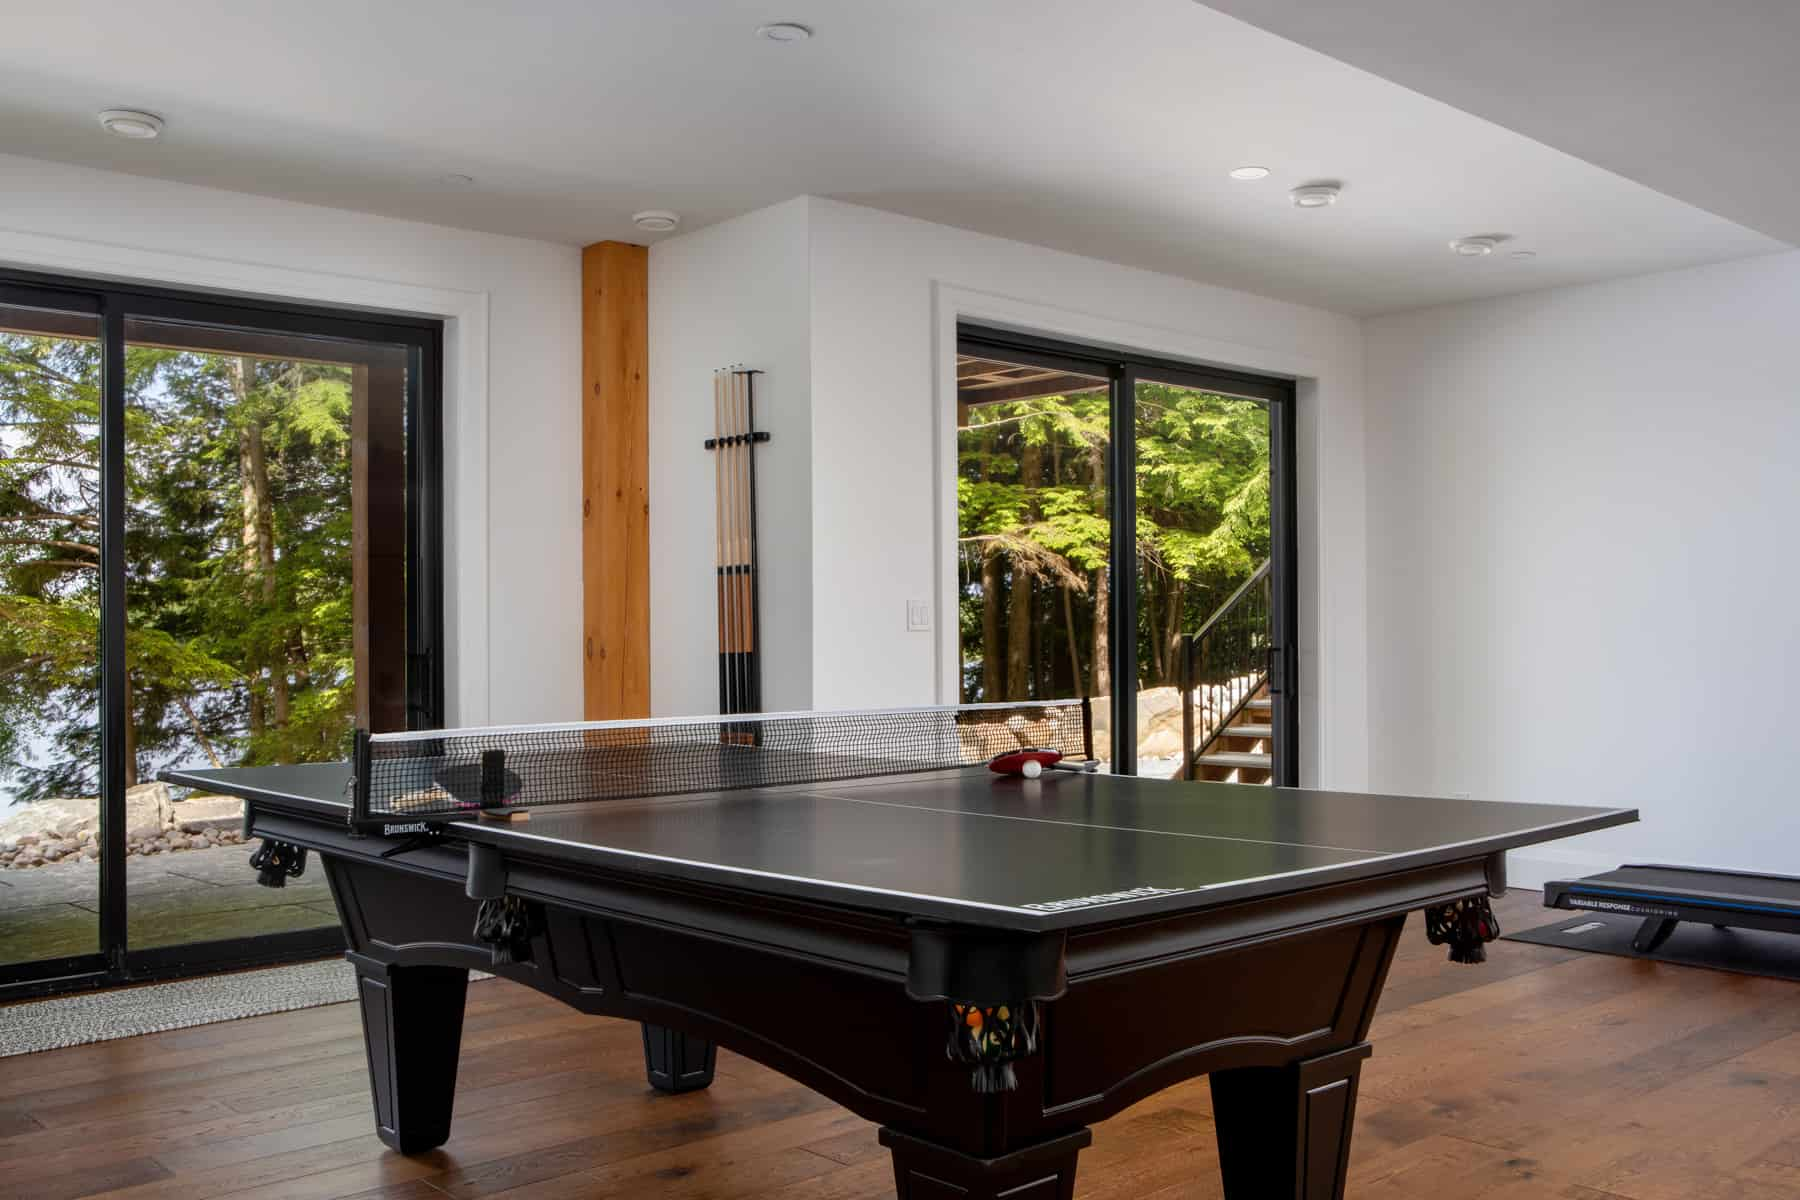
2,891,1797,1199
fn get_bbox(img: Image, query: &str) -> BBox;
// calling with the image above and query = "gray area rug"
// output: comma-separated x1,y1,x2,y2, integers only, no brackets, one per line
0,961,494,1057
0,959,359,1056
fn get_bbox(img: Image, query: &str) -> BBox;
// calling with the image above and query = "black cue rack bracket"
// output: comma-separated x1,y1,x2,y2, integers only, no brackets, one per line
705,368,770,717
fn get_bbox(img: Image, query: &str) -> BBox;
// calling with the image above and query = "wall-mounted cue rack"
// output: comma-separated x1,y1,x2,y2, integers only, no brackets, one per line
706,367,770,715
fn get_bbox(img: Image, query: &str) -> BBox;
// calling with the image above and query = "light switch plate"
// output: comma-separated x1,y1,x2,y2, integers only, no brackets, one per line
907,600,932,632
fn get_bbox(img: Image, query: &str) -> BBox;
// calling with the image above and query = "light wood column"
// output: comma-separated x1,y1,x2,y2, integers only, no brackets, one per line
581,241,651,719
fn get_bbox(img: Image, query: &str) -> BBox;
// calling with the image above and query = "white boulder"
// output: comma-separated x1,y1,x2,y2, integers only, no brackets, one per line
0,782,172,845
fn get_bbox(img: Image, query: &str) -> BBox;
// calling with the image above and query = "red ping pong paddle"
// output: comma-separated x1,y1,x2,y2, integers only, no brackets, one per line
988,748,1062,779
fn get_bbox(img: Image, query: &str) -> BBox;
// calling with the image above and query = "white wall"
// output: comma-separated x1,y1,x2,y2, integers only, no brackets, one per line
1364,250,1800,883
647,199,814,716
806,198,1371,789
0,152,582,725
646,196,1370,787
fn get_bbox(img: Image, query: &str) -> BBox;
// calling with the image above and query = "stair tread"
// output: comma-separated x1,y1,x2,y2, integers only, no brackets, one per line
1245,699,1273,710
1197,750,1273,768
1222,723,1272,738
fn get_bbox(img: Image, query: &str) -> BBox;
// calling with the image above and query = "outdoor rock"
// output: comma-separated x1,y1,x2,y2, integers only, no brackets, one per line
0,782,172,846
1086,686,1189,761
172,795,243,833
1137,687,1187,758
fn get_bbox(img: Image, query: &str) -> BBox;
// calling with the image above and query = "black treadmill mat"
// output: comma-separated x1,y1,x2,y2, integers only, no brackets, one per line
1505,913,1800,983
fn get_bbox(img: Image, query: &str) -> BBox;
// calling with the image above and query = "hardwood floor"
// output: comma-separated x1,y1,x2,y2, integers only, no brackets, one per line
2,891,1798,1199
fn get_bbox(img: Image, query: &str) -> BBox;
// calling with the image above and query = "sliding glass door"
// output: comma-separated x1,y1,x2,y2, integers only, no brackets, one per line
1131,371,1284,781
0,293,105,979
0,273,442,997
956,327,1297,782
955,348,1114,759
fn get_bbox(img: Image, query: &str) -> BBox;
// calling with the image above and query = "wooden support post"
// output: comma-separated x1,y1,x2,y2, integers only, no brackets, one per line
351,354,410,734
581,241,651,719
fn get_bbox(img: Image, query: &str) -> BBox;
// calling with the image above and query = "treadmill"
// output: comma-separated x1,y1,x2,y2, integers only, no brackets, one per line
1544,864,1800,955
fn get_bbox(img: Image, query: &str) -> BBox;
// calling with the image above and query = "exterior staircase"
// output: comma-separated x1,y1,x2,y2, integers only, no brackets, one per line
1192,688,1272,784
1178,560,1277,785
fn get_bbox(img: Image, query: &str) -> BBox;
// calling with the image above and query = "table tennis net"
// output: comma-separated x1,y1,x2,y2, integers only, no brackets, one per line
350,700,1092,826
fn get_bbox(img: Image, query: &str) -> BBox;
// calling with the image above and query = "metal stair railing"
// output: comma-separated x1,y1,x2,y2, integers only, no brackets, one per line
1178,560,1272,781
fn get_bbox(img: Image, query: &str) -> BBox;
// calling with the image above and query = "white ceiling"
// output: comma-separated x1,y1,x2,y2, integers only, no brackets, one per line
0,0,1783,315
1204,0,1800,250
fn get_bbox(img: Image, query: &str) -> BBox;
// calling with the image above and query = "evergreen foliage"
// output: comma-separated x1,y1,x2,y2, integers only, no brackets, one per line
958,381,1269,701
1,331,357,801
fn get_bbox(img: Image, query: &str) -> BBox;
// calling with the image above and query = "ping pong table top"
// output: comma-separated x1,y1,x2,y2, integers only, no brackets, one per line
164,758,1635,933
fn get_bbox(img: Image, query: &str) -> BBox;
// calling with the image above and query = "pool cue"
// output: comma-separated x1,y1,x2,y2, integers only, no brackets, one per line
713,369,731,712
741,369,765,717
723,366,744,714
732,368,751,710
721,367,742,714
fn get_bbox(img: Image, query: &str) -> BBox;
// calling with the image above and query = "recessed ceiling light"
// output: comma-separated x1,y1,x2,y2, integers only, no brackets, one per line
98,109,164,140
632,210,681,233
1449,235,1511,257
756,21,813,42
1290,182,1341,208
1509,249,1537,260
1228,165,1271,181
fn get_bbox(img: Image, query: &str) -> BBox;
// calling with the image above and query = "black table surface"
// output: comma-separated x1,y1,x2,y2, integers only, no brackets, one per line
164,761,1635,932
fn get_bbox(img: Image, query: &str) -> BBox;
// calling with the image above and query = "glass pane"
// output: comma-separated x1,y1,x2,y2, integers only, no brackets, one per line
955,352,1114,764
0,302,103,968
1133,379,1272,780
122,317,412,950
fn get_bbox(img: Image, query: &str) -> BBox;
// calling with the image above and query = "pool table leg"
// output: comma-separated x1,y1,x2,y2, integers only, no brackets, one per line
1211,1042,1373,1200
640,1023,717,1093
350,953,469,1154
879,1126,1092,1200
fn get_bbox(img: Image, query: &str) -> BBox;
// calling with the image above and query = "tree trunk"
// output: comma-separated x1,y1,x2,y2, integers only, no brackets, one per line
1006,440,1042,699
177,695,226,768
1088,438,1109,700
1091,566,1110,699
1005,560,1031,699
1164,578,1183,687
234,357,286,732
1062,583,1083,694
122,668,138,789
1147,573,1165,683
980,547,1003,702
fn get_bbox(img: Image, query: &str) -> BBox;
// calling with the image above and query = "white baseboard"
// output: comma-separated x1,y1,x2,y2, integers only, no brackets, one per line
1502,848,1623,891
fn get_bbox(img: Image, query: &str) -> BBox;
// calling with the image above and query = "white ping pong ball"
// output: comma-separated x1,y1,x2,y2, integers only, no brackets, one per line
1022,760,1043,779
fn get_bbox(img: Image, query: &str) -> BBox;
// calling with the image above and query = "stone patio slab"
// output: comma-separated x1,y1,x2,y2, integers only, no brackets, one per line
1,843,337,964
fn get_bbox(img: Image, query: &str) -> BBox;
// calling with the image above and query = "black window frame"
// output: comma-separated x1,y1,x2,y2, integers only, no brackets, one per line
0,267,445,999
957,324,1299,781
